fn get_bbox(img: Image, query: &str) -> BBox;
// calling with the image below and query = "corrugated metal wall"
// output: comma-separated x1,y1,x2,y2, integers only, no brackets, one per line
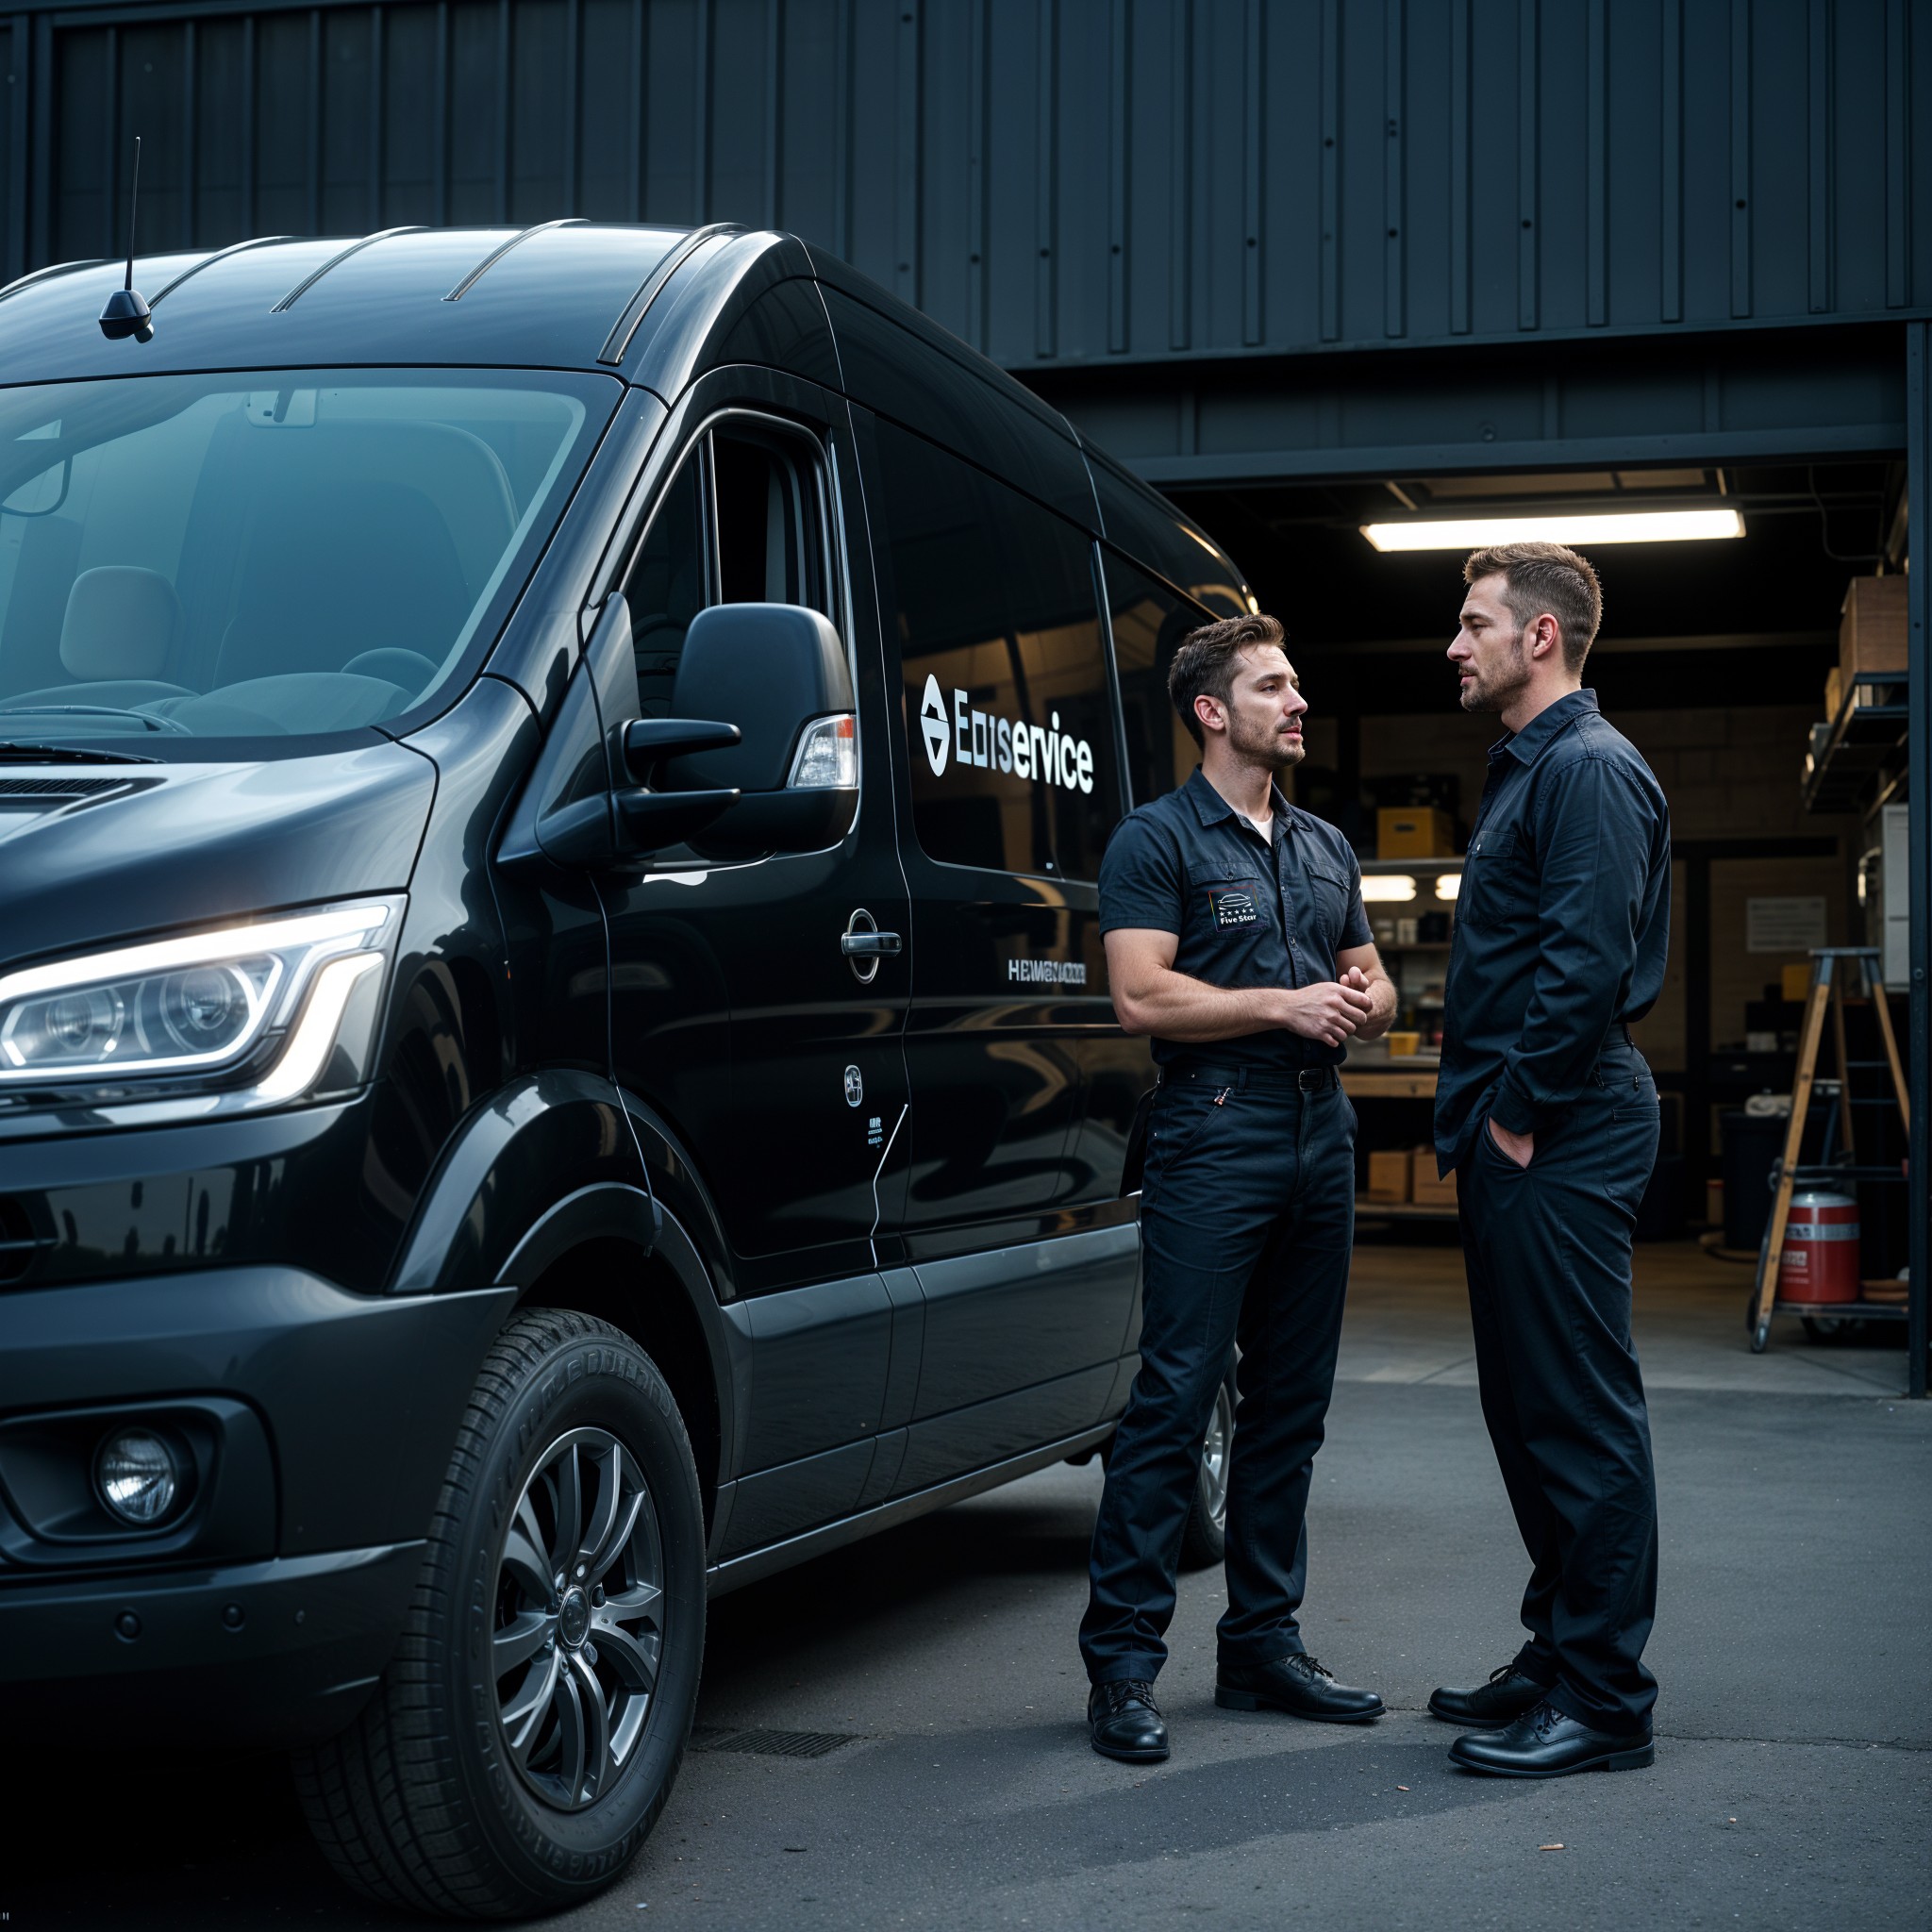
3,0,1928,371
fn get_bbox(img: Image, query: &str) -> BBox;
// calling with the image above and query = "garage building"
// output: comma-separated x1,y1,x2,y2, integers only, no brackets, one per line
4,0,1924,1389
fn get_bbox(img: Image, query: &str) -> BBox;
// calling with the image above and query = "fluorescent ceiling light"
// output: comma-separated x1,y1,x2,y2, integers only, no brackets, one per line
1360,508,1745,552
1435,874,1461,901
1360,874,1416,902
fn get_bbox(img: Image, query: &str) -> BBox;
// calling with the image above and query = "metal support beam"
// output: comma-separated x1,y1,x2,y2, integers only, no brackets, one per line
7,11,31,282
1906,320,1929,1397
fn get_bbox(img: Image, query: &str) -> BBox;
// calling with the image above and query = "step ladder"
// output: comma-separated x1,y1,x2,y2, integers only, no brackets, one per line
1748,947,1911,1353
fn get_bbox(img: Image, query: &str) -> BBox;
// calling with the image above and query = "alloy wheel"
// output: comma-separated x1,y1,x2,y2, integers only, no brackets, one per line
492,1425,665,1812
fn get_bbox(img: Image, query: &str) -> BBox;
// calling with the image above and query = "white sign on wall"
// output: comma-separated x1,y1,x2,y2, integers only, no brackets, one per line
1746,896,1828,955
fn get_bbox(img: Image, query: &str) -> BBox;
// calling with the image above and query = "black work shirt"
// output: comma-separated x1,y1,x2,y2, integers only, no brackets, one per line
1434,689,1671,1172
1099,766,1374,1071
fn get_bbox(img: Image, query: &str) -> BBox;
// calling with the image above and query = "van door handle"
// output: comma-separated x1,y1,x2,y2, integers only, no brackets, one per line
841,930,902,958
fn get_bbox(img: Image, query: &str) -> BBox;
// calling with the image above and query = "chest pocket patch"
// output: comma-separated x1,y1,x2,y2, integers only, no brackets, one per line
1305,863,1350,944
1462,822,1523,928
1208,885,1260,929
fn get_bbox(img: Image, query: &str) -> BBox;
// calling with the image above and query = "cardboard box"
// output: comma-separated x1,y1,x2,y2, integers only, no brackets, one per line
1364,1149,1411,1203
1377,807,1456,858
1410,1156,1458,1208
1839,575,1907,679
1824,665,1843,723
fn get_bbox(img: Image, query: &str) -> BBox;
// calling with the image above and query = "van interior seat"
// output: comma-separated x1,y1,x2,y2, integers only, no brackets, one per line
0,515,82,698
58,565,184,684
210,423,517,691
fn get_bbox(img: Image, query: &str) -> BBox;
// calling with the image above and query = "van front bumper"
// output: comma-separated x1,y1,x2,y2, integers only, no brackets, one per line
0,1265,518,1746
1,1541,424,1745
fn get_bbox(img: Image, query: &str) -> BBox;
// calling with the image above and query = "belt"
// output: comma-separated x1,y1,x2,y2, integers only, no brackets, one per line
1162,1063,1339,1093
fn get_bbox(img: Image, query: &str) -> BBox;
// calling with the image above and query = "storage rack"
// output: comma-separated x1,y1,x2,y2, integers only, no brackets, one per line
1802,669,1909,814
1347,855,1462,1223
1790,652,1915,1352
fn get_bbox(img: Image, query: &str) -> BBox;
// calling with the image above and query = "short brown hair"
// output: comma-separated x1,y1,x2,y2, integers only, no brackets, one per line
1168,612,1285,747
1463,541,1604,673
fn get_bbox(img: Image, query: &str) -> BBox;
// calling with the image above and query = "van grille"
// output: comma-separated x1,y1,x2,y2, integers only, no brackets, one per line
0,777,127,798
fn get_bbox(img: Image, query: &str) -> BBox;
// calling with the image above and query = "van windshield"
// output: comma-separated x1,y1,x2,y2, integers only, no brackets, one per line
0,370,612,749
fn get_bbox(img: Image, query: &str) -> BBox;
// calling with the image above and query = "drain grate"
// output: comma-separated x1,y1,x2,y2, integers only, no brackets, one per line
688,1726,859,1759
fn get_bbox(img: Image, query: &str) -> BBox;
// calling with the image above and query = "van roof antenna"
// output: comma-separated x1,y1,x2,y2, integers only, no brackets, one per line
98,135,156,343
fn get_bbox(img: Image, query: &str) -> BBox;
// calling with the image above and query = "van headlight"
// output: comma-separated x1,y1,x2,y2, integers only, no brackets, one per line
0,900,400,1109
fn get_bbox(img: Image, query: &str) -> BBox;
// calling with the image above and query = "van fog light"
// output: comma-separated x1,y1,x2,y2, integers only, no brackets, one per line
95,1428,182,1525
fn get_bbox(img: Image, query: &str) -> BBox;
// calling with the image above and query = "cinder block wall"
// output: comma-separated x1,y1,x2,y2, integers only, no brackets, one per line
1348,704,1837,843
1348,703,1859,1075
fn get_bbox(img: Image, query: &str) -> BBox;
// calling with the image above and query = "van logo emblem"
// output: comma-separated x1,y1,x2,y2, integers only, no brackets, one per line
919,675,949,776
843,1065,864,1107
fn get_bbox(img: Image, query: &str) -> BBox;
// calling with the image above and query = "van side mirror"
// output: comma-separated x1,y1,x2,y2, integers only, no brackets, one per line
642,604,859,856
498,594,745,874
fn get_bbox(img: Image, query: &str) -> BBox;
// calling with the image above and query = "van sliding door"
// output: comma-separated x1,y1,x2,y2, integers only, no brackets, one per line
858,409,1136,1483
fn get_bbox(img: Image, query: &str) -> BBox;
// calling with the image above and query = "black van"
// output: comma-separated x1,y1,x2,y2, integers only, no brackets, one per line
0,225,1251,1916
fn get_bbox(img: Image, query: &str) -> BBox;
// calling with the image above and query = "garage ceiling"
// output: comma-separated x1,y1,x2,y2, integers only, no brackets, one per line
1169,458,1901,715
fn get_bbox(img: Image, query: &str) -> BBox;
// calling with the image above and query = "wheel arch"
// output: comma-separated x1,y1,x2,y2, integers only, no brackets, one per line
503,1190,735,1539
383,1069,741,1531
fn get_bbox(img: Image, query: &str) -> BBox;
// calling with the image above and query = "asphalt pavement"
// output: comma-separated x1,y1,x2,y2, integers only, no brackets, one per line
13,1246,1930,1931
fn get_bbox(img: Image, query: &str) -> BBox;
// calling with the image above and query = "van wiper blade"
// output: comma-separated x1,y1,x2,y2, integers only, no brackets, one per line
0,741,159,764
3,703,192,734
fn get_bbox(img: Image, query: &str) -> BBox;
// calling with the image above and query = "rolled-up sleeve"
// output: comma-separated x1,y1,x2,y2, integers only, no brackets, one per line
1098,814,1185,937
1490,757,1657,1133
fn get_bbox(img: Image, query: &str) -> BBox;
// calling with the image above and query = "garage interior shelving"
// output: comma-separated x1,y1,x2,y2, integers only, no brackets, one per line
1347,855,1463,1224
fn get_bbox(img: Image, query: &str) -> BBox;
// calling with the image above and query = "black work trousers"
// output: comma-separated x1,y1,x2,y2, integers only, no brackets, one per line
1458,1048,1662,1731
1080,1067,1356,1685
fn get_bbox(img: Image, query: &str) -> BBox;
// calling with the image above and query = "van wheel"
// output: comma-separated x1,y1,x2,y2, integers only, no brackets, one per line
293,1309,705,1918
1177,1367,1235,1571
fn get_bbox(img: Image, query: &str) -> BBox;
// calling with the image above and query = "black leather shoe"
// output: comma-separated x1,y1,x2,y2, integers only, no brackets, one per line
1088,1679,1169,1763
1215,1654,1383,1724
1449,1699,1654,1777
1428,1662,1550,1728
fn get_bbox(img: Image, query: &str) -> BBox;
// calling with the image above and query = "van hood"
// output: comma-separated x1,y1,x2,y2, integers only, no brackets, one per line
0,742,436,972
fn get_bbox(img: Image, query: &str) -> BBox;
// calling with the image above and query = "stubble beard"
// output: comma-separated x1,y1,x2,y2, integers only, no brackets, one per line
1228,709,1305,774
1458,628,1532,716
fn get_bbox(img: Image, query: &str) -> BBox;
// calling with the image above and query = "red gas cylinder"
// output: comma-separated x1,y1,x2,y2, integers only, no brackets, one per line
1776,1191,1861,1304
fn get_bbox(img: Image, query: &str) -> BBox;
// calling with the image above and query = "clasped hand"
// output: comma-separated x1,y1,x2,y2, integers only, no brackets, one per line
1279,967,1376,1047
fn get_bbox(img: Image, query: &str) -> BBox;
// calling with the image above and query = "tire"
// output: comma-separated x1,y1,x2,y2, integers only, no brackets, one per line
293,1309,706,1919
1177,1367,1235,1572
1802,1314,1857,1345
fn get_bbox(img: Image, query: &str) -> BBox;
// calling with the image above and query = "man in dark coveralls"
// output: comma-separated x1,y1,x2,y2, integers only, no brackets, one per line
1431,542,1670,1778
1082,612,1396,1765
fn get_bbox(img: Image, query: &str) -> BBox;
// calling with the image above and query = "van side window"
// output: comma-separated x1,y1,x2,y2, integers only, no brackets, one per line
1090,450,1251,621
873,419,1121,881
712,428,828,614
621,450,707,717
620,419,829,717
1103,550,1214,807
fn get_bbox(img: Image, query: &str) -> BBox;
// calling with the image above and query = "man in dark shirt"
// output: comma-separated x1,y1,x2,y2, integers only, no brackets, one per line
1081,612,1396,1764
1430,541,1670,1779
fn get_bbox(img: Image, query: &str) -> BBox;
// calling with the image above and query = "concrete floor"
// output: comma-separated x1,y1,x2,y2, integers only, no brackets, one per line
14,1239,1929,1929
1341,1234,1913,1397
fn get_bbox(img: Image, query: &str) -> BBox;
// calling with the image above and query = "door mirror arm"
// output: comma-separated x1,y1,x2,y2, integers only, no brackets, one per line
585,714,744,861
618,714,741,779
